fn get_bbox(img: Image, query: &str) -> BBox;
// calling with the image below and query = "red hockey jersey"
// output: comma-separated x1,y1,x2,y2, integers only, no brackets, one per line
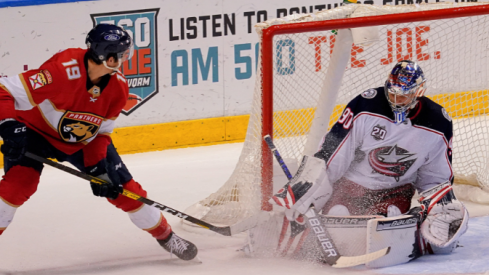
0,48,129,167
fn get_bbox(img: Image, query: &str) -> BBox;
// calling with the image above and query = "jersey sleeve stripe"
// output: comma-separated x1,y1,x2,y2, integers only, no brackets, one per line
412,124,454,180
0,196,20,208
18,74,37,108
38,100,65,131
0,83,13,97
99,119,116,135
0,75,36,110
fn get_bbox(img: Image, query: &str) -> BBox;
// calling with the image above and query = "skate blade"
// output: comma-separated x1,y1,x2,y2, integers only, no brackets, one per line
190,255,202,264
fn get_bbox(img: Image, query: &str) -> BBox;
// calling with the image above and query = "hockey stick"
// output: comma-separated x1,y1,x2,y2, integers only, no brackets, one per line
24,151,269,237
263,135,390,268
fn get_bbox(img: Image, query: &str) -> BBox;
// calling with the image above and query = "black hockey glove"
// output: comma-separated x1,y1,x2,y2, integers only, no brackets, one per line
0,119,27,161
87,160,123,200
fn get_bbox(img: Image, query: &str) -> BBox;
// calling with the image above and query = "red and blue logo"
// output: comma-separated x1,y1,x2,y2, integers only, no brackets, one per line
368,145,417,182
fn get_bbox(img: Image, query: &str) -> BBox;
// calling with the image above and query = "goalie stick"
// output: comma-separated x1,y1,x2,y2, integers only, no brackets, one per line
263,135,390,268
24,151,269,237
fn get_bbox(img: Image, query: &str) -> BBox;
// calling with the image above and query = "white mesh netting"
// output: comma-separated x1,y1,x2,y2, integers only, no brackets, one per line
185,2,489,227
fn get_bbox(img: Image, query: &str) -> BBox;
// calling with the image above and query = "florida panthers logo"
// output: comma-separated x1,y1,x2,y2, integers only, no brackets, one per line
58,111,103,142
368,145,416,182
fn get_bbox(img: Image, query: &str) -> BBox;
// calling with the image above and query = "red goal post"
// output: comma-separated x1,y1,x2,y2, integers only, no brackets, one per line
185,2,489,227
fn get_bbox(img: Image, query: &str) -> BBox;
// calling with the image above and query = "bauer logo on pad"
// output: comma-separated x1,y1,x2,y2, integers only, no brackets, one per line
376,217,417,231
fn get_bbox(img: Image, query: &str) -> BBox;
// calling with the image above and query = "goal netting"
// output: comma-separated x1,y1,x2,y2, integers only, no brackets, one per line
185,2,489,227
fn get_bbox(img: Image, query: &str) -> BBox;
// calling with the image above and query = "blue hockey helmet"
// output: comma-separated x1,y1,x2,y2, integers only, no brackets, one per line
85,24,134,70
385,60,426,124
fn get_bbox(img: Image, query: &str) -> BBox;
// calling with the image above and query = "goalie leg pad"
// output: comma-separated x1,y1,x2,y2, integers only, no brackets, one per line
244,211,378,261
366,214,419,268
243,211,288,257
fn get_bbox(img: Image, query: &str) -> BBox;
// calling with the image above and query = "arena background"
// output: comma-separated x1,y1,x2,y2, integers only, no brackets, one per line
0,0,470,168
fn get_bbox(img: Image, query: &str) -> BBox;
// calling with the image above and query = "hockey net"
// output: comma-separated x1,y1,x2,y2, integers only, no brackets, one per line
185,2,489,227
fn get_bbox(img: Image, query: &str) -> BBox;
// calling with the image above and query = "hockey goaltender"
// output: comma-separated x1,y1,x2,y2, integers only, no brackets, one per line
245,60,468,268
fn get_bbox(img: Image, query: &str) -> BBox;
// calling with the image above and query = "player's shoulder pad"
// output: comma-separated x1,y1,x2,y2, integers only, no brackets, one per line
413,97,453,141
48,48,85,62
113,71,129,88
22,50,84,91
360,88,378,99
347,87,392,118
114,71,127,81
39,48,86,79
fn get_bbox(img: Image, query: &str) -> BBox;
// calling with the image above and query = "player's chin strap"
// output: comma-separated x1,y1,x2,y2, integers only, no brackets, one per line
103,60,122,75
417,181,469,248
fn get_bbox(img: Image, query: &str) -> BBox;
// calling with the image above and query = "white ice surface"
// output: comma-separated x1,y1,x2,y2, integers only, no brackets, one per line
0,142,488,275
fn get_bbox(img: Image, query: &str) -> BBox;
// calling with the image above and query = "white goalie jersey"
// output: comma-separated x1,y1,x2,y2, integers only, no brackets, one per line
314,87,453,193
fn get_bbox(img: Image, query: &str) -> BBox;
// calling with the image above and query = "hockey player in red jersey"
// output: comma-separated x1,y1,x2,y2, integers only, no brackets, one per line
269,60,468,265
0,24,197,261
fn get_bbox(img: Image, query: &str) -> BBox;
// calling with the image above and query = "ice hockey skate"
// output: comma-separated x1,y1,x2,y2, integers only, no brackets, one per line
157,232,199,261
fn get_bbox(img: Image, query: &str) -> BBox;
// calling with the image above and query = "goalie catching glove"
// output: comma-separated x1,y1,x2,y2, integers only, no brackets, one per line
270,155,333,221
418,181,469,248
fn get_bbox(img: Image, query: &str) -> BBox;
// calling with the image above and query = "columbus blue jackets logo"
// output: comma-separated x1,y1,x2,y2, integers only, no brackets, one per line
361,89,377,99
368,145,416,182
91,8,160,115
442,108,452,122
59,111,103,142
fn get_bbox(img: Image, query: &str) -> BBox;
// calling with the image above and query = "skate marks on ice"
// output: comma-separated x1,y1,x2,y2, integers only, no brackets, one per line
0,254,201,275
374,216,489,275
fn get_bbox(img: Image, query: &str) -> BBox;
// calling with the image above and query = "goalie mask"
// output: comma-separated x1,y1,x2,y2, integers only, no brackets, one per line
385,60,427,125
86,24,134,72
